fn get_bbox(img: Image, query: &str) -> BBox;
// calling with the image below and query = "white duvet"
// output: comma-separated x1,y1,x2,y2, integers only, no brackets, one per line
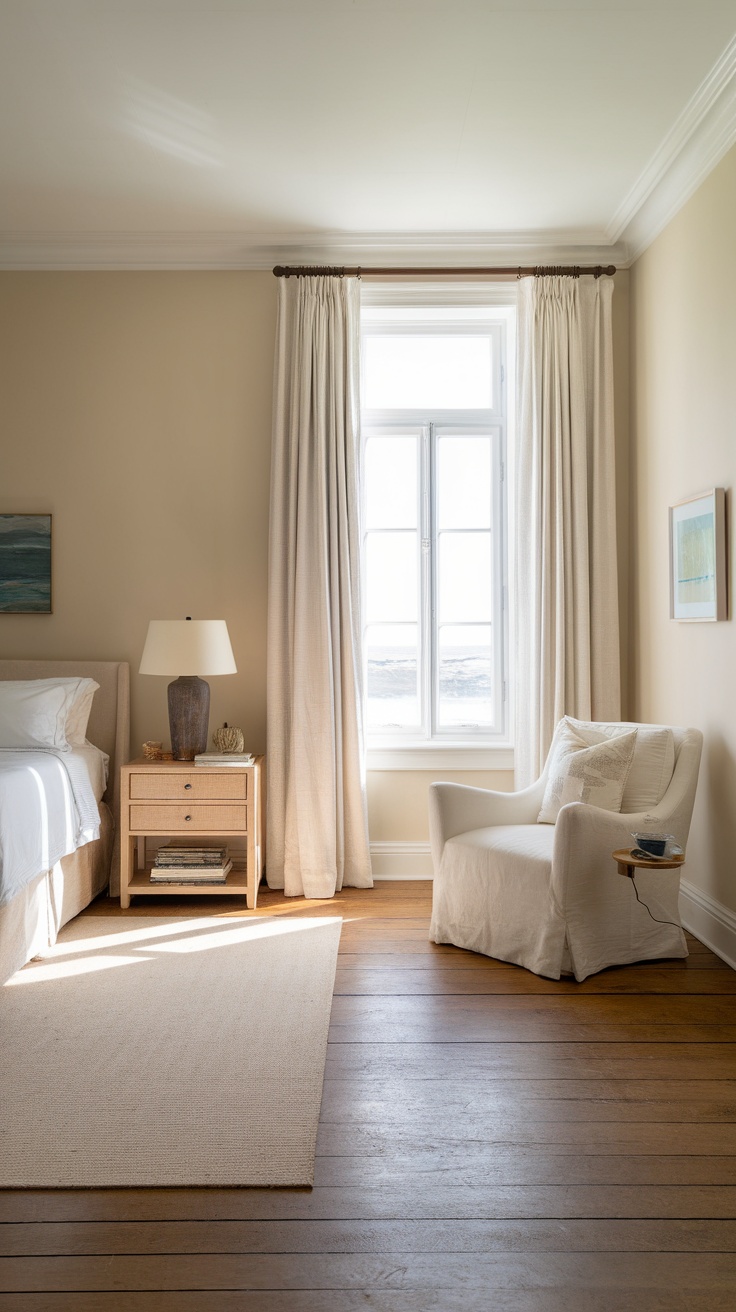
0,746,107,908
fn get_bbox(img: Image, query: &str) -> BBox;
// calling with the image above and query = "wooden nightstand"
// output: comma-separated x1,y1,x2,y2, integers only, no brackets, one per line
119,757,264,910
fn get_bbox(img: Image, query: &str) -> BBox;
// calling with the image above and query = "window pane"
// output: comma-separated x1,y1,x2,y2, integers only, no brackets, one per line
366,623,420,729
438,531,492,623
438,625,493,727
438,435,492,530
364,335,493,409
366,531,418,623
365,435,417,529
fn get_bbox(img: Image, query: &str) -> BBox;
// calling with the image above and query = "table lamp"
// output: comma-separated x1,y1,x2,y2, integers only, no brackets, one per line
139,618,237,760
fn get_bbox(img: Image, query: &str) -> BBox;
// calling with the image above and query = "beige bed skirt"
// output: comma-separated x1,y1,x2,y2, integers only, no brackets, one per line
0,803,113,986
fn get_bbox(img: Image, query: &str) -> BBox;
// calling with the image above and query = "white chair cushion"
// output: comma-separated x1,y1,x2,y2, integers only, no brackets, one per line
450,822,556,866
564,716,675,812
538,721,638,824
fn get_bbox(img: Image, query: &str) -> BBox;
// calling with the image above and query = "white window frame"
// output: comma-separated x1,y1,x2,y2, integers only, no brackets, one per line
360,288,515,770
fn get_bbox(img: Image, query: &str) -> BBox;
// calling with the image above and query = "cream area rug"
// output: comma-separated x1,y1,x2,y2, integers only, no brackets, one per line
0,914,341,1188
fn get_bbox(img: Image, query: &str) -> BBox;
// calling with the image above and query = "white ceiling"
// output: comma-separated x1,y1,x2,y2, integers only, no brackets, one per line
1,0,735,267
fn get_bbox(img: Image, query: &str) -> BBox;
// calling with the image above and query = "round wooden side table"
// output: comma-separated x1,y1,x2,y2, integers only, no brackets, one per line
612,848,686,879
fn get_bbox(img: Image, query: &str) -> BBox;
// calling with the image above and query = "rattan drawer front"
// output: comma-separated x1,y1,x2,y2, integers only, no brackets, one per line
129,803,247,832
129,772,247,801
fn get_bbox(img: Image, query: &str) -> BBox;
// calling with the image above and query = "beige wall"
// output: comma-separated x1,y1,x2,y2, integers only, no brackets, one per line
0,266,631,870
630,144,736,914
0,272,275,754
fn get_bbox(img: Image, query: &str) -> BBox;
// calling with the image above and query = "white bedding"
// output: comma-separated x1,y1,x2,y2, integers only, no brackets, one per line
0,744,107,909
71,741,109,805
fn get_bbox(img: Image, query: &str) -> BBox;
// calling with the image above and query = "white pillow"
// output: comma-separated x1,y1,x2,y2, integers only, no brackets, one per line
63,679,100,746
538,720,638,824
0,677,99,752
564,716,675,812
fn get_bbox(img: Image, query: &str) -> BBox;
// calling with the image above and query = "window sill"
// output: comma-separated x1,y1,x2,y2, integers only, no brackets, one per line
366,744,514,771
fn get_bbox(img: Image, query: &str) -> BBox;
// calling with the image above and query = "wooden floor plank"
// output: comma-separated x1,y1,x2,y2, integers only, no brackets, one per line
323,1041,736,1081
321,1076,736,1103
2,1250,735,1294
333,966,736,993
4,1217,736,1257
3,883,734,1301
2,1181,736,1223
328,1022,736,1045
312,1158,736,1191
335,960,729,981
3,1293,736,1312
319,1093,736,1125
314,1122,736,1158
330,992,736,1020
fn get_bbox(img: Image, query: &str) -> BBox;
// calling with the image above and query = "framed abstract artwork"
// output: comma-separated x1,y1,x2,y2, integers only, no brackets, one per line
0,514,52,614
669,489,726,621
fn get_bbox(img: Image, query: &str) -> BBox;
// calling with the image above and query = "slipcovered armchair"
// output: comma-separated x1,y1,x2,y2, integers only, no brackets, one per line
429,722,703,982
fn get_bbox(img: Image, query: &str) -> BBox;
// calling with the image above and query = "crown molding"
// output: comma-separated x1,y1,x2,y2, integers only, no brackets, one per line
610,35,736,261
265,227,625,266
0,228,627,272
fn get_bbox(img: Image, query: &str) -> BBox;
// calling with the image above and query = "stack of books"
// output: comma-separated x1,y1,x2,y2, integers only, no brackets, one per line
194,752,254,767
150,845,232,885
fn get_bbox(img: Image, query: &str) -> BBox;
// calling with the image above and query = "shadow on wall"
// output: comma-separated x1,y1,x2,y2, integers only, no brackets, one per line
703,733,736,905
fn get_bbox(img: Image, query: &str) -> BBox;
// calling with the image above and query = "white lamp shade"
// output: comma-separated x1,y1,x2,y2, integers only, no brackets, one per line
139,620,237,676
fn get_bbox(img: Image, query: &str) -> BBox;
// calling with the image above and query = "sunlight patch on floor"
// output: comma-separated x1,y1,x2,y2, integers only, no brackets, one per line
6,955,149,985
4,915,343,982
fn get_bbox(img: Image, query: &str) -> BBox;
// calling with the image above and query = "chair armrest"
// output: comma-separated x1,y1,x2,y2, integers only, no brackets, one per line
552,774,697,866
552,801,647,861
551,798,689,903
429,779,546,870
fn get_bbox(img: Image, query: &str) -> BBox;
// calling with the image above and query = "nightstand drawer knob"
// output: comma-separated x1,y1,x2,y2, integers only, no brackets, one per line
185,814,192,821
184,783,192,790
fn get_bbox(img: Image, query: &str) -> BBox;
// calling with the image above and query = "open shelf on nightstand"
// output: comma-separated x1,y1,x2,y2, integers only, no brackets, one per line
128,867,250,896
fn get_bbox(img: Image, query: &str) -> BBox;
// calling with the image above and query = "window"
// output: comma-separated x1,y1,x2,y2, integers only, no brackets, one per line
361,296,514,757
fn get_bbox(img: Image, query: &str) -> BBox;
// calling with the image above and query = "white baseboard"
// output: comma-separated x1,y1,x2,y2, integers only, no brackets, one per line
679,878,736,970
372,875,434,883
370,842,433,880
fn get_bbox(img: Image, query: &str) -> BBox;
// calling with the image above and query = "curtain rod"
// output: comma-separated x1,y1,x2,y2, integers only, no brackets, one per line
272,264,616,279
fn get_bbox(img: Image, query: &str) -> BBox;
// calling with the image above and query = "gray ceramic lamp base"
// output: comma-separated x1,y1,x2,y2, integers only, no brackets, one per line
167,676,210,761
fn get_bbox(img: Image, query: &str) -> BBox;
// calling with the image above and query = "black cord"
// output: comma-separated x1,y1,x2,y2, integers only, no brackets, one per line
631,873,683,930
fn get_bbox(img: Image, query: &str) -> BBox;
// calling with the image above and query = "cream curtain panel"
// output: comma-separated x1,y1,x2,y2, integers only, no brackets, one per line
515,275,620,787
267,275,373,898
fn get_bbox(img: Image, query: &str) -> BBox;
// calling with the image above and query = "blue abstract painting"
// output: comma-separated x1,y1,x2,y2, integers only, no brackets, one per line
0,515,52,613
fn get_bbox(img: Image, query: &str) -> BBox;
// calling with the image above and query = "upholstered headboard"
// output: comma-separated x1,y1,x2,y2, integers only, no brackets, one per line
0,660,130,809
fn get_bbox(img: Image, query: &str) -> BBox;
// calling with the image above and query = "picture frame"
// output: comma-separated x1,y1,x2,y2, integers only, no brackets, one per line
669,489,726,622
0,514,52,614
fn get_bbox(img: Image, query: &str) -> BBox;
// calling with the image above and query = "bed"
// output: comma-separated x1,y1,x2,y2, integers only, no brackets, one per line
0,660,129,984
